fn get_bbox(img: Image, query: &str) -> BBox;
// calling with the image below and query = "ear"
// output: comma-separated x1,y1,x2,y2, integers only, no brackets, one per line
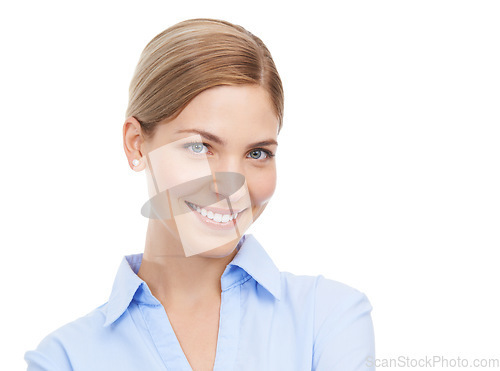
123,116,147,172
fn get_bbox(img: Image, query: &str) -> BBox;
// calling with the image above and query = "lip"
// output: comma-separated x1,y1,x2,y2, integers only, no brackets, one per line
185,200,247,231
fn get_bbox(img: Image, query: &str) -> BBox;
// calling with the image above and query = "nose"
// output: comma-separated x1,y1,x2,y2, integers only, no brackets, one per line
208,158,247,203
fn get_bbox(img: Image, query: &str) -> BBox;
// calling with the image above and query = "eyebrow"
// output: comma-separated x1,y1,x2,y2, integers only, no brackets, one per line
175,129,278,149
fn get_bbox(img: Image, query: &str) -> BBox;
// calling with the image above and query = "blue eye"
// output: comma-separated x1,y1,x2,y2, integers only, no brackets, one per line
184,142,209,154
247,149,274,160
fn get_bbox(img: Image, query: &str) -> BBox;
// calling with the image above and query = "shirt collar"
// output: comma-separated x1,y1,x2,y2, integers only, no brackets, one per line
224,234,282,301
103,233,281,327
103,253,151,327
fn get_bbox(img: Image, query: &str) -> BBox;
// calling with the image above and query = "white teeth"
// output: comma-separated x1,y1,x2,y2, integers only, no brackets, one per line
186,201,240,223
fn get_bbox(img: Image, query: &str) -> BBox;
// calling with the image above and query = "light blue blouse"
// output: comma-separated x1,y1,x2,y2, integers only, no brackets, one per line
25,234,375,370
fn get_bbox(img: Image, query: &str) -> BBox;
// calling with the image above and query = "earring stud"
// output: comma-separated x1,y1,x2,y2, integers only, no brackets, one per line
132,159,140,166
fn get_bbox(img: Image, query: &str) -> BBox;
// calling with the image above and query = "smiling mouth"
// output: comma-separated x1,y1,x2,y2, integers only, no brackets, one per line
185,201,245,223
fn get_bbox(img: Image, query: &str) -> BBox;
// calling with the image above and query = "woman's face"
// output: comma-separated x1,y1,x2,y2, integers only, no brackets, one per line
130,84,279,258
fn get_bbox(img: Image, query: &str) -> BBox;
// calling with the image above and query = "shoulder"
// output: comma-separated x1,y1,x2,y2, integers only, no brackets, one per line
42,303,108,342
312,275,372,336
279,271,371,310
306,275,375,370
278,272,372,330
313,274,372,312
24,303,108,370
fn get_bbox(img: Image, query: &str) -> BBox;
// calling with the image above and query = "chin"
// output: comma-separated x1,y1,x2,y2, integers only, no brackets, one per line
189,238,241,258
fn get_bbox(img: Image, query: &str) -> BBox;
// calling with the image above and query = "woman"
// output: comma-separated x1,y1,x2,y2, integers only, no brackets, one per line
25,18,375,370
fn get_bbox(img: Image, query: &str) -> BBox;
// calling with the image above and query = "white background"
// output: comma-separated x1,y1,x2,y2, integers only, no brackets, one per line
2,1,499,370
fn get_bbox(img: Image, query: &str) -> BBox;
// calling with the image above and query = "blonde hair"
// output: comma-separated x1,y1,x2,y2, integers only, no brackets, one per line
126,18,284,139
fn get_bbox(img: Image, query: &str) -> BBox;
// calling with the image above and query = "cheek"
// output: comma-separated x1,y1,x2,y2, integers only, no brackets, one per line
247,166,277,206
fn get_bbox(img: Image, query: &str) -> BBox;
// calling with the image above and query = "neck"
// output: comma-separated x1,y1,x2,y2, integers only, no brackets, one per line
137,219,239,311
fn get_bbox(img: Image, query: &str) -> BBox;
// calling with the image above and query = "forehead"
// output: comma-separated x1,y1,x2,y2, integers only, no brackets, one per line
150,85,279,145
